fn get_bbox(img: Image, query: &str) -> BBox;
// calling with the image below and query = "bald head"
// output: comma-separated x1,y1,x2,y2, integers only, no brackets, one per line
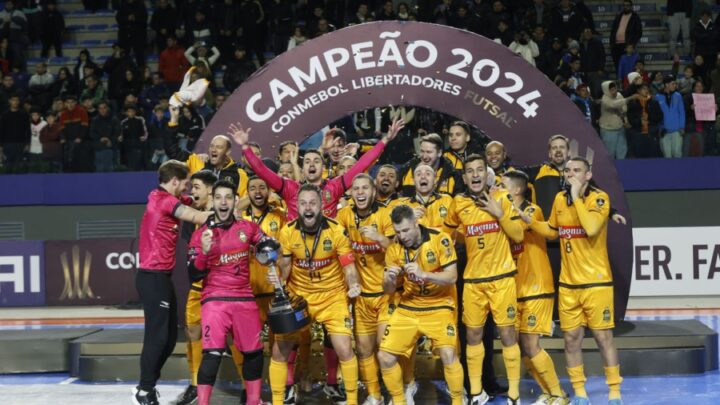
485,141,506,170
209,135,232,167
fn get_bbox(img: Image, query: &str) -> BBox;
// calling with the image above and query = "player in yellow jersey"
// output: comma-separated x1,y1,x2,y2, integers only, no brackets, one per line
444,121,481,171
269,184,362,405
378,205,465,405
501,171,567,405
523,157,622,405
398,164,454,229
444,155,524,405
175,170,217,405
375,165,402,210
336,174,395,405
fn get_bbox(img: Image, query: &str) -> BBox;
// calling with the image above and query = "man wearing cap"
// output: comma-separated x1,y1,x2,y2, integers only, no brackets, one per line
654,74,685,158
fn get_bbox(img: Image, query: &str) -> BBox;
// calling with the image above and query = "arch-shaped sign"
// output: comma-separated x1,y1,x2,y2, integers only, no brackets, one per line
200,21,633,319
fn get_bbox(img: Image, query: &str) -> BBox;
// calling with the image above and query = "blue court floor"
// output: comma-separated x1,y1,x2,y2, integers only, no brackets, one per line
0,313,718,404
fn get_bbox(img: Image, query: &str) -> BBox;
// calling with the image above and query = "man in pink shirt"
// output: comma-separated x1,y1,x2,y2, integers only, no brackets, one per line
134,159,213,405
188,179,271,405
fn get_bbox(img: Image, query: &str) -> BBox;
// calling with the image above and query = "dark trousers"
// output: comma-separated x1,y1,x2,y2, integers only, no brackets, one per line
41,35,63,57
136,270,178,391
611,43,625,74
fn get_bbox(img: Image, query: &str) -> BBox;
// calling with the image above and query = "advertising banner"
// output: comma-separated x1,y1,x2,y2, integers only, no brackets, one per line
44,239,140,306
0,241,45,307
630,227,720,296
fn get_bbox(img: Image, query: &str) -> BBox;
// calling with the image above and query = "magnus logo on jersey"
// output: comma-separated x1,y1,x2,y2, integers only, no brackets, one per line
465,221,500,237
351,241,383,254
295,257,333,270
559,226,588,240
218,250,250,265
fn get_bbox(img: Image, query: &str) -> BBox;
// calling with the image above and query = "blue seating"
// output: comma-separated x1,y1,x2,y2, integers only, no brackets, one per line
86,24,109,30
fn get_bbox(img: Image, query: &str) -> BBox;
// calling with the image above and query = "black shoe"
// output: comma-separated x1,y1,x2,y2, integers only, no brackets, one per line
483,381,508,399
284,385,297,404
132,387,160,405
175,385,198,405
323,383,347,404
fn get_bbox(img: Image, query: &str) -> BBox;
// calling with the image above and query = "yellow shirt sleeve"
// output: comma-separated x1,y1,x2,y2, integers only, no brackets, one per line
437,233,457,268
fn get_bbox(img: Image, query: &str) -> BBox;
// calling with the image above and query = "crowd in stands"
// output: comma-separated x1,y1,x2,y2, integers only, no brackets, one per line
0,0,719,173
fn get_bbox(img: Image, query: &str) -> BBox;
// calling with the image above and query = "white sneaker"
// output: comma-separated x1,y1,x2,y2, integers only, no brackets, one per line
507,397,521,405
361,395,385,405
548,396,570,405
404,381,418,405
532,394,553,405
470,390,490,405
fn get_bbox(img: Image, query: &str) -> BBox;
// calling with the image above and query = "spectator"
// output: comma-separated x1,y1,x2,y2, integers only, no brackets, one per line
655,75,685,158
609,0,642,72
118,104,147,170
28,62,54,111
117,68,143,107
532,26,551,71
269,0,293,54
348,3,371,26
667,0,692,57
397,2,411,22
617,44,638,87
676,65,696,96
0,74,20,113
81,96,98,119
28,108,46,168
80,75,106,108
116,0,148,67
571,84,598,126
215,0,240,64
684,80,717,156
140,72,170,117
0,94,31,172
82,0,107,13
177,104,205,152
634,60,650,84
149,0,176,53
73,49,99,83
710,55,720,103
495,19,515,46
599,80,633,159
90,100,119,171
103,44,136,109
377,0,395,21
555,55,584,95
691,10,716,73
0,1,28,70
524,0,552,32
158,36,189,90
179,0,208,44
0,38,13,75
59,94,92,172
184,42,220,75
542,36,564,78
627,83,662,157
550,0,585,43
287,26,308,50
223,45,255,93
313,18,335,38
509,30,539,67
691,54,708,85
483,1,511,39
240,0,267,65
147,105,169,169
622,71,644,97
39,111,62,171
188,9,214,45
39,0,64,58
580,27,606,99
121,92,142,116
650,71,665,94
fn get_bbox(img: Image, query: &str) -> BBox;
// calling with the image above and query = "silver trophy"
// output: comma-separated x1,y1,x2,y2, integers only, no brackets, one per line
255,238,310,334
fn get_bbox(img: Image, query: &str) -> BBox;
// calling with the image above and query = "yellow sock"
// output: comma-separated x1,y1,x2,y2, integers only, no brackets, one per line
269,359,288,404
530,349,563,397
399,353,416,385
567,365,587,398
466,343,485,395
230,344,245,383
358,356,381,399
604,365,623,400
380,362,405,405
444,359,465,405
522,356,548,394
190,340,203,386
339,356,359,405
502,344,521,400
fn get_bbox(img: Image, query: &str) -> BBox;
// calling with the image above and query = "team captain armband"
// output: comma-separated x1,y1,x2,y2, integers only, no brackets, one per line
339,253,355,267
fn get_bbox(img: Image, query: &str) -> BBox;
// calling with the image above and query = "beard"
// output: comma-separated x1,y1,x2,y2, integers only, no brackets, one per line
299,211,322,233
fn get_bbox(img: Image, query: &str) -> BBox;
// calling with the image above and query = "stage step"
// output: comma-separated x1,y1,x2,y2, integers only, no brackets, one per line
0,328,100,373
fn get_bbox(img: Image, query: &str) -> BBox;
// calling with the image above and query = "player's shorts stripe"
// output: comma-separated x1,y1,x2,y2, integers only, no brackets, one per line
517,292,555,302
559,281,614,289
201,296,257,305
190,285,203,292
464,269,518,283
360,291,385,297
398,304,454,312
254,292,275,298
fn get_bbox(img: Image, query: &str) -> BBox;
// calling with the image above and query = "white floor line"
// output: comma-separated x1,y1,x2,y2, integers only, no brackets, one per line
59,377,78,385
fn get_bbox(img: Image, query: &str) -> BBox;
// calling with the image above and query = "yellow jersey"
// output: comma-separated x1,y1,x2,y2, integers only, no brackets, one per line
241,205,287,297
385,226,457,311
511,200,554,299
278,217,353,295
336,203,395,295
547,187,612,287
186,153,249,197
444,190,522,281
397,193,454,229
377,193,403,211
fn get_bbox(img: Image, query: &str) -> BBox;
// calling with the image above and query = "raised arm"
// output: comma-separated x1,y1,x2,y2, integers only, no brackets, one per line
228,122,285,191
340,118,405,188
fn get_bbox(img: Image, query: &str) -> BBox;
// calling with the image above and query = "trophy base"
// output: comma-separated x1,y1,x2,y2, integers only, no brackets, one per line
268,296,310,334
